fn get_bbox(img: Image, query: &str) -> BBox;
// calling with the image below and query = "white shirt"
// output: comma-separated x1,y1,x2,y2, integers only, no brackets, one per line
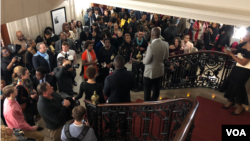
39,76,46,84
101,41,105,47
110,10,114,15
95,13,99,19
57,49,77,64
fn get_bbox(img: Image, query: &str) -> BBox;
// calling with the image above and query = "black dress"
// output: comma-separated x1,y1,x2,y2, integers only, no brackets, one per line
221,48,250,105
75,82,105,103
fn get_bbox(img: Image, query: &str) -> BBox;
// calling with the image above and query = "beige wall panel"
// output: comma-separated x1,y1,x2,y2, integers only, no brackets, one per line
0,0,4,25
3,0,24,24
23,0,39,18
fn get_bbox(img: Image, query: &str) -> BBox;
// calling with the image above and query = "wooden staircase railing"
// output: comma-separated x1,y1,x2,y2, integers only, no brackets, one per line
132,50,234,92
85,98,199,141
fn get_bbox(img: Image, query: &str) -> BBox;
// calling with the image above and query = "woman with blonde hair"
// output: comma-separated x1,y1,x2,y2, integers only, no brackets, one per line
12,66,23,86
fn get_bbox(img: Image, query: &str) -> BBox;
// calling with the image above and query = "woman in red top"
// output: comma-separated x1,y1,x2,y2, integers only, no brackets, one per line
82,40,98,80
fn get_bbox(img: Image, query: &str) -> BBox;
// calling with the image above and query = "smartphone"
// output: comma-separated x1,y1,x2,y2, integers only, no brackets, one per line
226,47,231,51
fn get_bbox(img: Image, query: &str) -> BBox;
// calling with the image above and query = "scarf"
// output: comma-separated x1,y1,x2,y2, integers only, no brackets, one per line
86,49,93,64
136,37,143,46
17,79,31,94
37,51,51,71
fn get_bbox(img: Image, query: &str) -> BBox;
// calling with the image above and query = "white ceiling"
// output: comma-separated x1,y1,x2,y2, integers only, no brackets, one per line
1,0,65,24
91,0,250,27
1,0,250,26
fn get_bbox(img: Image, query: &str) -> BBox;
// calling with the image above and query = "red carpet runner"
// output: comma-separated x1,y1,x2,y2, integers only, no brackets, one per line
191,96,250,141
134,96,250,141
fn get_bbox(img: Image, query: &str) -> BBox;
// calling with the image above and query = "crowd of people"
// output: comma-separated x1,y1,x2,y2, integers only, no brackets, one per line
1,4,250,141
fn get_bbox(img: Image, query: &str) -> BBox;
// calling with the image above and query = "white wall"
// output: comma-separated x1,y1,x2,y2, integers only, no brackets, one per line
7,1,73,43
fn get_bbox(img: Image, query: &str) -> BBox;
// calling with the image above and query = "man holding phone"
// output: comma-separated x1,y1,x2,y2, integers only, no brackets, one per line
14,31,28,63
61,105,97,141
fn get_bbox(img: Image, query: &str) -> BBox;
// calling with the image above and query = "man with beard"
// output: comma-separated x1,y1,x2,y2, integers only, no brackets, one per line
55,32,76,54
119,33,135,63
14,31,28,63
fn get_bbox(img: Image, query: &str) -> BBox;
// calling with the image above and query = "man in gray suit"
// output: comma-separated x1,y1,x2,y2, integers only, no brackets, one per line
174,17,186,38
55,32,76,54
143,27,169,101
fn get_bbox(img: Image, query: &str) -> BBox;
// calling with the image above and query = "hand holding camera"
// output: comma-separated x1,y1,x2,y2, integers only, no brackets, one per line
11,57,17,63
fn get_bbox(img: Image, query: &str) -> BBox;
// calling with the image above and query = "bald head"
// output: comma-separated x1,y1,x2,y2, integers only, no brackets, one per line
16,31,24,41
114,55,125,69
151,27,160,39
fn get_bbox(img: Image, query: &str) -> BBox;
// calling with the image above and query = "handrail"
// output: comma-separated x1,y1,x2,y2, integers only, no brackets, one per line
173,99,199,141
168,50,231,58
84,98,199,141
89,98,195,107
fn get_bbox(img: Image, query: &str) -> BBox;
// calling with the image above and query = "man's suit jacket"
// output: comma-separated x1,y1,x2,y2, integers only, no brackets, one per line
92,13,101,22
174,18,187,35
99,7,105,15
104,69,135,103
55,39,76,54
32,50,56,73
32,74,57,91
143,39,169,79
133,11,144,21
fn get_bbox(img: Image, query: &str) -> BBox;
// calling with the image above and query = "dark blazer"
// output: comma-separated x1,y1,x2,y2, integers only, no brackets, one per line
95,41,104,55
133,11,143,21
163,25,177,45
91,13,101,22
104,69,135,103
32,50,56,73
55,39,76,54
98,7,105,15
32,74,57,91
174,18,187,35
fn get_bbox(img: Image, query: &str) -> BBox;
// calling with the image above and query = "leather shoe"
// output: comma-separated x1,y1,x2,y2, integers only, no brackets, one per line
73,81,77,86
222,103,235,109
231,109,244,115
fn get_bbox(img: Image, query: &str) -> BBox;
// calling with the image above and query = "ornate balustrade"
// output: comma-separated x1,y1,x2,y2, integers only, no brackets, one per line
85,98,199,141
132,51,234,91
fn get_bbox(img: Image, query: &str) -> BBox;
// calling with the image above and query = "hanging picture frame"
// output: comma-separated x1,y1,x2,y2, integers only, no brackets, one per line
50,7,67,35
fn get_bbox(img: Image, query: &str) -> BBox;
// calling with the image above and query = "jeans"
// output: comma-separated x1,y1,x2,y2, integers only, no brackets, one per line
143,77,162,101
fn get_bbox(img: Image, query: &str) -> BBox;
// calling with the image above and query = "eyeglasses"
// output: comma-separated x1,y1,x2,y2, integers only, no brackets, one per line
2,50,9,55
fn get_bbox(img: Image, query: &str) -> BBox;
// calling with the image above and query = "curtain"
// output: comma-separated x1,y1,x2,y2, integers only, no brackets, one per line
6,0,91,43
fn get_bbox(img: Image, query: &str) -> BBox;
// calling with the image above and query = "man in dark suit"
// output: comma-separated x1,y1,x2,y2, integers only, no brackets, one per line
32,42,56,73
33,66,57,92
55,32,76,54
92,7,101,23
163,19,177,45
174,17,186,38
104,55,135,103
98,4,105,16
